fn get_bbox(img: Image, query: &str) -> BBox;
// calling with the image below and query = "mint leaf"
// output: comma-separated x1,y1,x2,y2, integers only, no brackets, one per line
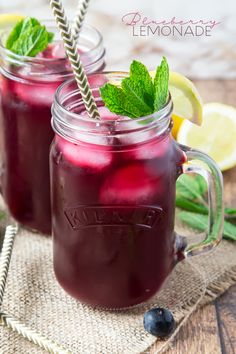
100,57,169,119
178,211,236,241
121,78,153,115
11,26,49,57
6,17,54,57
47,32,55,43
224,221,236,241
154,57,169,111
123,60,154,109
178,211,207,231
176,196,208,214
225,207,236,216
195,175,208,195
100,83,144,118
21,17,40,32
176,174,207,203
5,19,24,49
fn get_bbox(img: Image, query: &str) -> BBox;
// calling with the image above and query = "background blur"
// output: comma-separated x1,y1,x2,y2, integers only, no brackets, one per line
0,0,236,78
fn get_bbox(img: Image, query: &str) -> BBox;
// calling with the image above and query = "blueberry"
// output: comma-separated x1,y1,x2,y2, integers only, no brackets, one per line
143,307,175,337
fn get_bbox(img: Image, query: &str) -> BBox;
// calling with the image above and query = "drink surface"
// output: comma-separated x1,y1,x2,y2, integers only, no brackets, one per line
0,43,103,234
50,106,186,308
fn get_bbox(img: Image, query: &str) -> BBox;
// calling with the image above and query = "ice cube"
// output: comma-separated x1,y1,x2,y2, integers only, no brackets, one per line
88,74,107,90
50,42,66,59
100,163,161,204
0,76,7,95
59,138,112,170
13,81,60,107
98,106,122,121
117,130,152,147
131,136,170,160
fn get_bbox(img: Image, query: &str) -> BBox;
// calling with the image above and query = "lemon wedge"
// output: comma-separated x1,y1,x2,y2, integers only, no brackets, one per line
169,72,203,124
177,103,236,171
0,14,24,31
150,71,203,137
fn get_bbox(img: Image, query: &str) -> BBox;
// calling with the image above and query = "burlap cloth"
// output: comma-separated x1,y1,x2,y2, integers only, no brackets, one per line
0,223,236,354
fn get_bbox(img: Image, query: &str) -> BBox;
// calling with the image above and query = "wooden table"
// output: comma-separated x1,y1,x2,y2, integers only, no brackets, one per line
152,80,236,354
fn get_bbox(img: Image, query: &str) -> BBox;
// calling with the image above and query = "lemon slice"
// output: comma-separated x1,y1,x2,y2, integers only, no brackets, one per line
110,70,203,138
169,72,203,124
177,103,236,171
150,71,203,137
0,13,24,29
0,14,24,29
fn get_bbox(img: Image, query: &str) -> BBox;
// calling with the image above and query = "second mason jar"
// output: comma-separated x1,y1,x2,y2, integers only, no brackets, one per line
0,21,105,234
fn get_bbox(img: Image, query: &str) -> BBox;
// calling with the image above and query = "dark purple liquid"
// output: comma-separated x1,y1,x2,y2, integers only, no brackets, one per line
0,44,104,234
0,75,61,233
50,121,186,308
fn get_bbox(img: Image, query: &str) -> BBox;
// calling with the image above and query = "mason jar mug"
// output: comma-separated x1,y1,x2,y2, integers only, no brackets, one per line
0,20,105,234
50,73,223,309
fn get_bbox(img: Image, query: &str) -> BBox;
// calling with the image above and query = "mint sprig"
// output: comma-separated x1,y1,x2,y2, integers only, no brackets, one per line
100,57,169,118
6,17,54,57
176,174,236,241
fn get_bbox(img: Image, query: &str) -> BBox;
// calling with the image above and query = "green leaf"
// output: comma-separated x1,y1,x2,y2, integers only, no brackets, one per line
99,57,170,119
11,25,49,57
127,60,154,108
0,211,5,220
6,17,53,57
100,83,144,118
121,78,153,115
154,57,169,111
176,196,208,214
6,19,24,49
21,17,40,32
178,211,236,241
176,174,206,202
47,32,55,43
225,207,236,216
224,221,236,241
195,175,208,195
179,211,207,231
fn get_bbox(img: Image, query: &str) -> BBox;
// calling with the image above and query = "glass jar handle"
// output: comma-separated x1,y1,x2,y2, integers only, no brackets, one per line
179,145,224,257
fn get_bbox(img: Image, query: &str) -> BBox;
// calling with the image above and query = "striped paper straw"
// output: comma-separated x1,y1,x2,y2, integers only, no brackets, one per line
72,0,90,38
0,225,18,307
50,0,100,120
0,312,71,354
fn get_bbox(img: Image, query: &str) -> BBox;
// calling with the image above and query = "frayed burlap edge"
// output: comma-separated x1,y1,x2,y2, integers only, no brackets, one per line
1,219,236,354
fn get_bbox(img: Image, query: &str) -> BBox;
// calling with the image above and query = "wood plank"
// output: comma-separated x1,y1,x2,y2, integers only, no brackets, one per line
151,79,236,353
215,285,236,354
150,303,221,354
192,79,235,105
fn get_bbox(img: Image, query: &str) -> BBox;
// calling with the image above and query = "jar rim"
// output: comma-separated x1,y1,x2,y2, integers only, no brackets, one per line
54,73,173,124
0,20,104,65
52,72,173,145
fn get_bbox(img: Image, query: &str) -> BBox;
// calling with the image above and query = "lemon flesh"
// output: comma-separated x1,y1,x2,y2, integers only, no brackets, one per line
150,70,203,136
0,14,24,29
177,103,236,171
169,72,203,125
0,14,24,45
